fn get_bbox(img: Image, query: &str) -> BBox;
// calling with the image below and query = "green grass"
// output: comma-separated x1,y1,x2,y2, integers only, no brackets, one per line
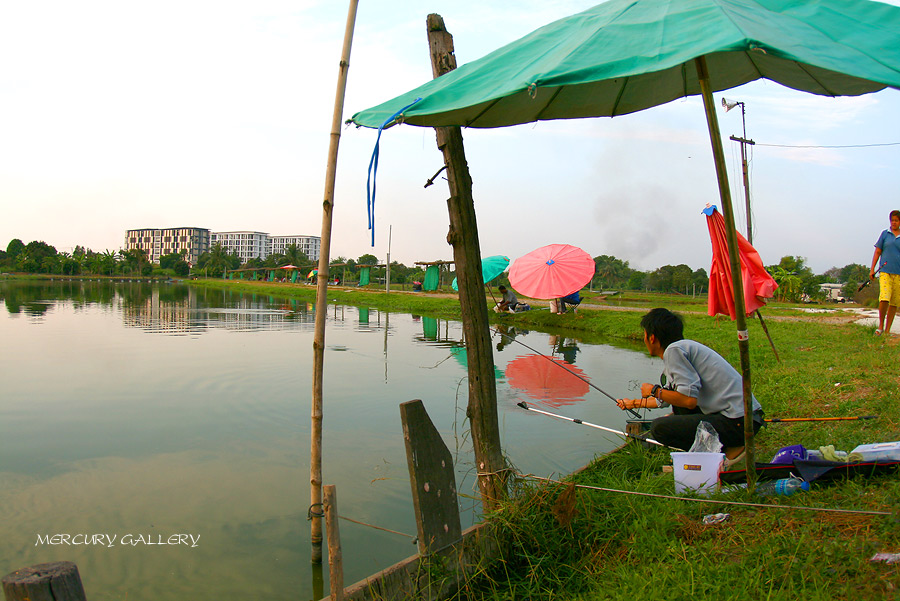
186,278,900,600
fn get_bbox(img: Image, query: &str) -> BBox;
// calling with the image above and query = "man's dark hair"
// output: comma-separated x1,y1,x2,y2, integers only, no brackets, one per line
640,308,684,348
498,285,507,292
891,209,900,221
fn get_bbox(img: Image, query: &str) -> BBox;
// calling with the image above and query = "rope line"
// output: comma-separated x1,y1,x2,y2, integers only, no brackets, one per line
519,474,893,517
338,515,417,541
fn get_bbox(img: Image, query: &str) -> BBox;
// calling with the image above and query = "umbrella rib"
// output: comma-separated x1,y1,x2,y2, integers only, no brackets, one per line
533,86,565,122
466,97,505,127
741,50,765,82
792,60,840,97
610,76,629,117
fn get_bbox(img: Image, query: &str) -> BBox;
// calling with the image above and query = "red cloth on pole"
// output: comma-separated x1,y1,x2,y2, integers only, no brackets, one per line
705,206,777,319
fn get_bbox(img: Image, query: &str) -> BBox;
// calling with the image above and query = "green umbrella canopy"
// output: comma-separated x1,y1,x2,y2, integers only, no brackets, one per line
452,255,510,291
351,0,900,129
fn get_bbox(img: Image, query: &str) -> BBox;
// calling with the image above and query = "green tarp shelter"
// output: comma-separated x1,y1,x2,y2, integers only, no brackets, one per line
351,0,900,129
423,265,440,291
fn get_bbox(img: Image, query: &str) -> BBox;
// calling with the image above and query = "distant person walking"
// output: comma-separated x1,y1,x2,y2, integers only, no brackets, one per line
870,209,900,335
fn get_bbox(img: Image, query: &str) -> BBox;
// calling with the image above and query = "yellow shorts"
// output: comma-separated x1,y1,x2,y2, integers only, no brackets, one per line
879,272,900,306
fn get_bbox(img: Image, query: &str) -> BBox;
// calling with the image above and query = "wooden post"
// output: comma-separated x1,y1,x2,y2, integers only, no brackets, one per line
2,562,87,601
696,55,756,484
400,400,463,554
311,0,359,564
426,14,506,511
323,485,344,601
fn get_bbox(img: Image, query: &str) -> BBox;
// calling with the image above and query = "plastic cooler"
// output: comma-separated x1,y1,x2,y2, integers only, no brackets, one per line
850,441,900,461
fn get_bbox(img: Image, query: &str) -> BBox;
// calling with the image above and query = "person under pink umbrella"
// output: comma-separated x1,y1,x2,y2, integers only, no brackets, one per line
509,244,594,313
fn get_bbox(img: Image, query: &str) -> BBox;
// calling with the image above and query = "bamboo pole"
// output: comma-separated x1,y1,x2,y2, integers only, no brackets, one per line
311,0,359,564
427,14,506,510
695,55,757,486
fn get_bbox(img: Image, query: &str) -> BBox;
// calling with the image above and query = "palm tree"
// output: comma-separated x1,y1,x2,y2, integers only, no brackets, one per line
206,243,231,278
281,243,308,268
770,267,802,302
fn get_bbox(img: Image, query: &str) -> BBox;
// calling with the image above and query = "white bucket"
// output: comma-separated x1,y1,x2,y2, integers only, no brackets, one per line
671,452,724,495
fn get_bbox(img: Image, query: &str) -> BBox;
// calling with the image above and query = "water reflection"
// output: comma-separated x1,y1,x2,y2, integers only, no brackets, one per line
0,281,320,333
0,280,662,601
506,354,590,407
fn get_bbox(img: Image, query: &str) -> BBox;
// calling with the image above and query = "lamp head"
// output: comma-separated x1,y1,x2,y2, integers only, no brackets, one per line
722,98,741,112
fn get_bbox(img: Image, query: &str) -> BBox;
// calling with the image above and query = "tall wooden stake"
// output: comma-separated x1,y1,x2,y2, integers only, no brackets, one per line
427,14,506,511
696,56,757,485
311,0,359,564
323,485,345,601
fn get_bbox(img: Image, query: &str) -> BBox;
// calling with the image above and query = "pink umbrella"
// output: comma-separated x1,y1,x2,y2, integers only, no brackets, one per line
508,244,595,300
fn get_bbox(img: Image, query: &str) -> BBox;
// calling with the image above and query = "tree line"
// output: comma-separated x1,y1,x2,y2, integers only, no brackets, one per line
0,238,871,300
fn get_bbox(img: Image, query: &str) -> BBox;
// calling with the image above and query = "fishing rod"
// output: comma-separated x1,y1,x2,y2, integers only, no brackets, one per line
858,268,881,292
765,415,878,423
516,401,668,448
494,327,643,419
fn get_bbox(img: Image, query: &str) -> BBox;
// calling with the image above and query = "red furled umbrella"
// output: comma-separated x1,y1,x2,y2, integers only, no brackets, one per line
508,244,595,300
506,354,589,407
704,205,777,319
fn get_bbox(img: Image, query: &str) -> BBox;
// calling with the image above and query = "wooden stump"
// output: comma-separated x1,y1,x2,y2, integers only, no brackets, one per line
2,561,87,601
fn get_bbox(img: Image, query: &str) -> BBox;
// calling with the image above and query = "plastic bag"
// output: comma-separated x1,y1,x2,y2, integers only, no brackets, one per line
688,421,723,453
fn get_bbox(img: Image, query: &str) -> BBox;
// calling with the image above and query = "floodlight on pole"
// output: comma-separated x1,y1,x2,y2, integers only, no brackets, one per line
722,97,743,112
720,97,753,243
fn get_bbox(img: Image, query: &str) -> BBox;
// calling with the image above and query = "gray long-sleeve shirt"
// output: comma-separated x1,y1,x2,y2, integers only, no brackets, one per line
657,339,762,418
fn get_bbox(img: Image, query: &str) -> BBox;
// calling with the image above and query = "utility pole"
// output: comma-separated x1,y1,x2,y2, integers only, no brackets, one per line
722,97,780,365
722,98,756,243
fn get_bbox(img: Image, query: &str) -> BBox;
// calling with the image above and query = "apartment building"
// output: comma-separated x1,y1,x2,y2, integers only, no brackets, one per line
124,227,210,265
269,235,321,262
210,231,270,264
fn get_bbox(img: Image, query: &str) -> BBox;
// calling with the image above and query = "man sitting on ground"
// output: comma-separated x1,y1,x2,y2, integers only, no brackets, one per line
615,308,764,465
495,285,520,313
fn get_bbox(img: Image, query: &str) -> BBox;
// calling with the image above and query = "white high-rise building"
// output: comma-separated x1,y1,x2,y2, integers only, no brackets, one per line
269,235,321,262
210,231,269,263
125,227,210,265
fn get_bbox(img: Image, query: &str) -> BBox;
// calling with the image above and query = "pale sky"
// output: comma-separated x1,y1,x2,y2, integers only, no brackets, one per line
2,0,899,274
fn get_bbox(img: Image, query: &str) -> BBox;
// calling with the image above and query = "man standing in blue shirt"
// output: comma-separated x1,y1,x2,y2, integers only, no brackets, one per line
870,210,900,335
616,308,763,463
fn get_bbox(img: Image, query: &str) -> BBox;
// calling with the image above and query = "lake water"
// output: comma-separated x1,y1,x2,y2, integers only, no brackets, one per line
0,281,662,600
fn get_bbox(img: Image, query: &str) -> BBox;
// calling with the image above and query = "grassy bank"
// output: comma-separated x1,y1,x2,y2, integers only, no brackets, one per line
188,278,899,599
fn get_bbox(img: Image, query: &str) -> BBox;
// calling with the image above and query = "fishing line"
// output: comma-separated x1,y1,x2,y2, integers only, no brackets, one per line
493,327,642,419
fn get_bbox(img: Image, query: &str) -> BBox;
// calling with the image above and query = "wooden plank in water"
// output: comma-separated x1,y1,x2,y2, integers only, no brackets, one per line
400,399,462,555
